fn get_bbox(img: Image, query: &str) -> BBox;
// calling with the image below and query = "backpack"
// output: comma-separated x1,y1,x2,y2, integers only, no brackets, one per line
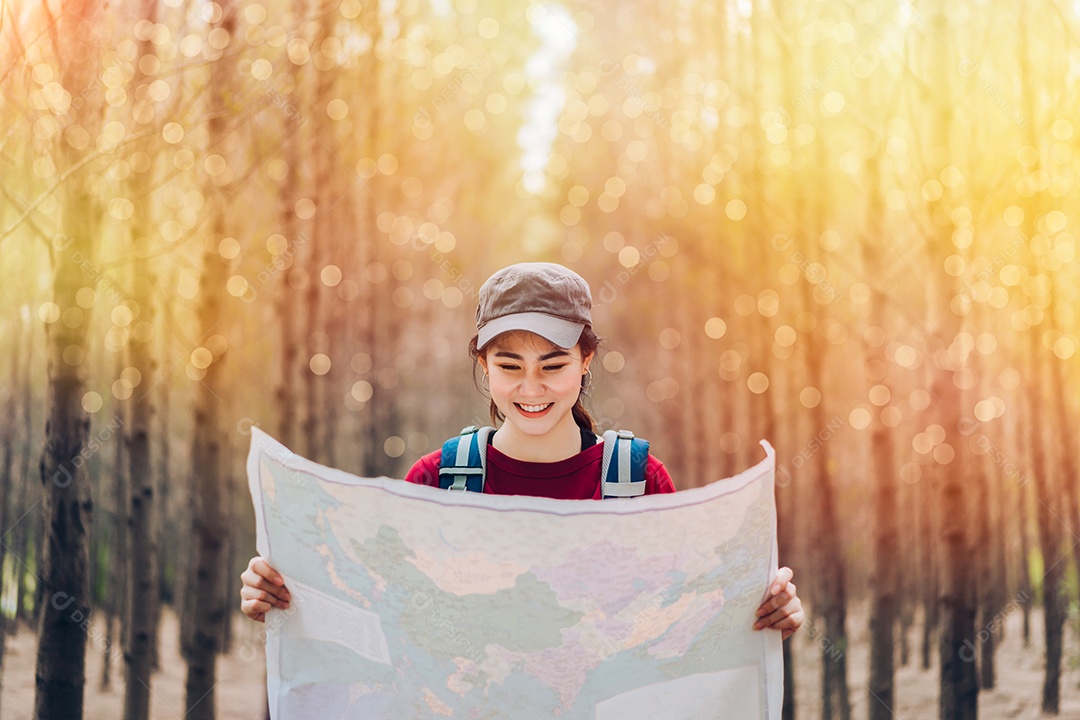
438,425,650,498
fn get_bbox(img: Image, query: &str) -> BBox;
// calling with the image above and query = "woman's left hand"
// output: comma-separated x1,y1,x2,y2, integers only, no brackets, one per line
752,566,803,641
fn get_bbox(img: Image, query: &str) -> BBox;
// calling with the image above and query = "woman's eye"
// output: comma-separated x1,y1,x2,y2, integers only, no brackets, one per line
544,365,567,371
497,365,519,371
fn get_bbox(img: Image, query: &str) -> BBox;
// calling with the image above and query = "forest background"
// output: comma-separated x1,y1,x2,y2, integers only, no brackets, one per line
1,0,1078,719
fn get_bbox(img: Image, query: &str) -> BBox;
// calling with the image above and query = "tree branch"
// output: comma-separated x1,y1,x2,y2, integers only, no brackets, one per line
0,110,235,245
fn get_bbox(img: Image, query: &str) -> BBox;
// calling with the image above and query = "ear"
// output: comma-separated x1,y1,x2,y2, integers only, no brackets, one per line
477,355,488,374
581,350,594,373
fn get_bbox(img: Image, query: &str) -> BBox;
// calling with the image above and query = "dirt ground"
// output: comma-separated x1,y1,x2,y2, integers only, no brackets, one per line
791,601,1080,719
1,608,268,720
1,602,1078,719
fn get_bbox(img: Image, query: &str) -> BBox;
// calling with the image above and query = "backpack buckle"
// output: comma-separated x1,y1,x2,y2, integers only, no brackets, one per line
616,429,634,439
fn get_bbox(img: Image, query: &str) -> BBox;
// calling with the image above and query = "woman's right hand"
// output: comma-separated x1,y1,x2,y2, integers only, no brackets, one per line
240,555,291,622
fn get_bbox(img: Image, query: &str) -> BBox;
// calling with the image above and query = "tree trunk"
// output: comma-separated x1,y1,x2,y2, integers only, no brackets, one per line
33,6,104,715
974,441,996,691
1028,324,1063,712
318,1,343,470
919,450,938,671
34,171,98,720
1017,7,1063,712
1017,414,1033,648
898,458,917,668
0,312,22,716
13,470,34,630
975,453,998,691
123,6,161,715
274,0,306,454
183,5,236,719
219,472,235,656
924,5,978,716
152,271,176,671
301,194,324,463
355,1,395,478
972,299,999,691
102,351,128,693
14,322,36,629
803,70,851,720
1049,272,1080,686
864,154,899,720
301,1,333,462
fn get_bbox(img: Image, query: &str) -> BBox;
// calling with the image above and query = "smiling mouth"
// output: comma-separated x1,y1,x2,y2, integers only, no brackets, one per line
515,402,554,414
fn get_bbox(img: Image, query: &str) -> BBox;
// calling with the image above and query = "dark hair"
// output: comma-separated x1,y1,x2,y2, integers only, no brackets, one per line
468,327,602,434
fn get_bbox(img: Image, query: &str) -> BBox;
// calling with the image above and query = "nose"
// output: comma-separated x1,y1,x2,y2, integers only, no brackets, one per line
518,368,546,397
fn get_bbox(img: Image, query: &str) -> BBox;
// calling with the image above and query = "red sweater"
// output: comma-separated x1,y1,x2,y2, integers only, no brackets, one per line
404,432,677,500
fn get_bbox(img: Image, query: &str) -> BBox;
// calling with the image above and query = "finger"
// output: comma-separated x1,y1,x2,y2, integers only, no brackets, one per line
780,610,806,640
756,590,793,617
757,582,796,616
242,597,273,620
239,569,282,595
770,606,804,631
251,557,287,587
754,599,802,630
245,596,274,614
770,567,793,595
754,598,800,630
241,585,290,609
241,569,291,603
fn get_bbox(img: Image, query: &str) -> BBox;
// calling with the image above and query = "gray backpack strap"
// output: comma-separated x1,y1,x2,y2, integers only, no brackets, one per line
601,429,647,498
438,425,496,491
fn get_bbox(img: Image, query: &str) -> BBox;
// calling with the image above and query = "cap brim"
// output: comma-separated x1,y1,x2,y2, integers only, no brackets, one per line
478,312,585,350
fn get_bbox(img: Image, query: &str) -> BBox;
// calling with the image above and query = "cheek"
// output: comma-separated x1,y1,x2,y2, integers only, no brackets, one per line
487,377,509,395
554,372,584,396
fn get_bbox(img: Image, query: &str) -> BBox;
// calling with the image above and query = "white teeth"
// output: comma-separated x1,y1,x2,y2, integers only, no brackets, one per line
518,403,552,413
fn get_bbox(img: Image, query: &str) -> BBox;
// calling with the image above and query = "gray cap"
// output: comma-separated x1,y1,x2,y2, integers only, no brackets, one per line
476,262,593,350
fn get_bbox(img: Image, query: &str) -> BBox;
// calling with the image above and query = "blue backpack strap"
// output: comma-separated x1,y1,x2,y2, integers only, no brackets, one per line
439,425,495,492
601,429,649,498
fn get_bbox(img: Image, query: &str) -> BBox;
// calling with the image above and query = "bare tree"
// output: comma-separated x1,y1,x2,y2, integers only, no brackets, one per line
184,3,237,718
1016,403,1033,648
918,4,979,718
13,319,38,630
275,0,307,453
863,154,900,719
101,348,128,692
972,301,1000,690
0,312,24,716
301,8,326,462
123,1,162,716
32,2,106,716
1017,6,1065,714
798,28,852,720
151,278,175,669
912,359,939,672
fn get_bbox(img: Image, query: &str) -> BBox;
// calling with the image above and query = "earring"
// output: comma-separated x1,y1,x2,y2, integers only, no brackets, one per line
482,373,490,391
581,368,592,392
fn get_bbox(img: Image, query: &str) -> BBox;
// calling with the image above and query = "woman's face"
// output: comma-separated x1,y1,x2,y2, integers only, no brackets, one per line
478,331,592,437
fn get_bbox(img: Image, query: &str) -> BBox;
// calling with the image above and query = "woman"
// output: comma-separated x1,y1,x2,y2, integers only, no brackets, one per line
241,261,804,639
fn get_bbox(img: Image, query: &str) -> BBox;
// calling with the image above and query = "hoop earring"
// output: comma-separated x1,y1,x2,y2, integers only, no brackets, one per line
581,369,592,393
482,373,490,392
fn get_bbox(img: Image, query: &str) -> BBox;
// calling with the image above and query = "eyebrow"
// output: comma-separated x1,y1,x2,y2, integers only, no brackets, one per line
493,350,571,361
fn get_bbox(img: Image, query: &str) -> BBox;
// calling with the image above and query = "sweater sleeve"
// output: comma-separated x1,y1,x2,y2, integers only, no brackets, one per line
404,449,443,487
644,455,677,494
